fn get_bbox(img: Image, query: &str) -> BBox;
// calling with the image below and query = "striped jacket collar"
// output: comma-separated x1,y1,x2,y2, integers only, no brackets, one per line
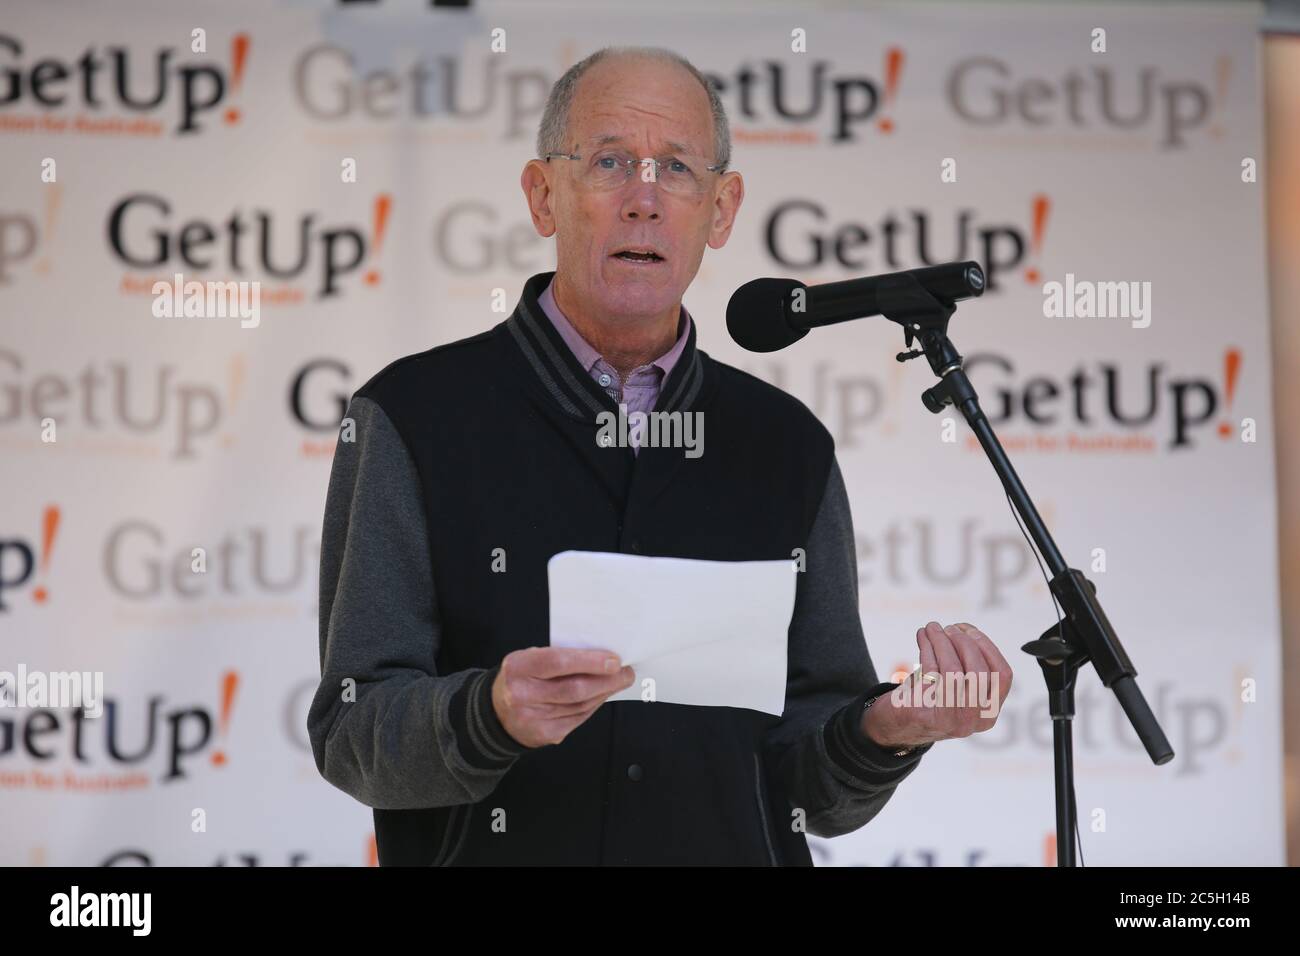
504,271,707,423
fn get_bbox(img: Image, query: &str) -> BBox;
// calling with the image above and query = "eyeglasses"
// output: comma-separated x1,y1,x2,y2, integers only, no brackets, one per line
545,148,724,197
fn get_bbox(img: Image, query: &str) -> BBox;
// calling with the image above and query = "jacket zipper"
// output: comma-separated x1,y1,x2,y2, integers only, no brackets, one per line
752,752,780,867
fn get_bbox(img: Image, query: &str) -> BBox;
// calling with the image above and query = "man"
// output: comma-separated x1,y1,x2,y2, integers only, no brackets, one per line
308,46,1013,866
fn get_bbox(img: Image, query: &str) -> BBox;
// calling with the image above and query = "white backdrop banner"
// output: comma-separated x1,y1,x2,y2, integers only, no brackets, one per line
0,0,1282,866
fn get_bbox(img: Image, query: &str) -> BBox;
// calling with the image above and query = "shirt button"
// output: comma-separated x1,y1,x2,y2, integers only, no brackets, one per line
598,373,612,387
626,764,643,781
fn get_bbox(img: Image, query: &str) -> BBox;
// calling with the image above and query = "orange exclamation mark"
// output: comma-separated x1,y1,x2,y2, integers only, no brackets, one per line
1211,55,1231,138
222,353,244,448
1218,348,1241,438
210,670,239,766
558,42,577,72
877,47,904,134
367,834,378,867
31,505,59,604
229,353,245,410
35,183,61,275
365,194,392,286
1044,832,1056,867
1025,194,1050,284
224,34,250,125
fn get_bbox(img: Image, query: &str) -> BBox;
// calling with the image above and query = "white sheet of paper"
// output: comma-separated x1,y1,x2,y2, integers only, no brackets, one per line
547,550,797,716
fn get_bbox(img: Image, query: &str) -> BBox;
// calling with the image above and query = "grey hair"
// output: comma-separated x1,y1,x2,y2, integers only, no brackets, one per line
536,46,731,172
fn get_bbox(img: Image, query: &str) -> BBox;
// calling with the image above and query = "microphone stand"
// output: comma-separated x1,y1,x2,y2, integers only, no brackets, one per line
882,267,1175,867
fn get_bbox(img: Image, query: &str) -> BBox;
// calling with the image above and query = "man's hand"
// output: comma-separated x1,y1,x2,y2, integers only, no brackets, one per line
492,647,636,749
862,621,1013,750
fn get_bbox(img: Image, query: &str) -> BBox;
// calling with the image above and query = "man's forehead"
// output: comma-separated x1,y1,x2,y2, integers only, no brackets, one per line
580,132,705,155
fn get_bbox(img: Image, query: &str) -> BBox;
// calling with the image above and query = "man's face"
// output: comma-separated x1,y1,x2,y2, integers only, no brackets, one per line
523,55,744,321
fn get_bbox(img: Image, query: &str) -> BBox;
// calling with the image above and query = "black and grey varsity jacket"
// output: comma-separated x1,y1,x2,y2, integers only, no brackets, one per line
307,270,932,866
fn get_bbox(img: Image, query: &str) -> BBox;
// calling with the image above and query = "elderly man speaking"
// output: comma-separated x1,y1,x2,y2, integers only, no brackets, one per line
308,46,1013,866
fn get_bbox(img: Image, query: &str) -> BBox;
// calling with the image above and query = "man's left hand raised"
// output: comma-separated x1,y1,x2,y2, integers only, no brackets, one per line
861,621,1014,750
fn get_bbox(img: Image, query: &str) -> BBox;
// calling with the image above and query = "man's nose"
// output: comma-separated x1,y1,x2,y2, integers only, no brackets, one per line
619,175,663,221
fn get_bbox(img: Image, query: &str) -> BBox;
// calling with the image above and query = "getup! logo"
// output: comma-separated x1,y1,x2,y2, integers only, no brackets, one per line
705,46,906,144
0,505,60,612
0,32,250,136
945,51,1235,148
0,184,61,285
107,192,392,300
966,347,1249,450
763,193,1051,292
0,671,240,789
288,357,355,458
0,348,241,460
292,43,550,138
100,518,320,606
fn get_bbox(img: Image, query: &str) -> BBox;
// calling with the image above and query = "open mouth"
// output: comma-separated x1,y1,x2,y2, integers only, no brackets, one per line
612,249,665,263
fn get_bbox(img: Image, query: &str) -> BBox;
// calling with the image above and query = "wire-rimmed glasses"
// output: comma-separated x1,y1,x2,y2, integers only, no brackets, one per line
545,148,724,197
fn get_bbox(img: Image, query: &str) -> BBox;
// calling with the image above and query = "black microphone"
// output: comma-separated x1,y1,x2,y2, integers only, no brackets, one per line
727,261,986,353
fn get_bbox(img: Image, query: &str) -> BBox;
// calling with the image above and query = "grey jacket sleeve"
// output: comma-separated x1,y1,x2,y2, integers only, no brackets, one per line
762,455,933,839
307,394,529,810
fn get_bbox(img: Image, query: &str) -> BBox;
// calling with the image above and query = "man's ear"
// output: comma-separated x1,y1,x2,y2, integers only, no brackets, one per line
521,160,557,238
706,170,744,250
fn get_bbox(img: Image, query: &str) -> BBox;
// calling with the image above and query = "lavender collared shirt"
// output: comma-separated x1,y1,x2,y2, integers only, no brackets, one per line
538,276,691,454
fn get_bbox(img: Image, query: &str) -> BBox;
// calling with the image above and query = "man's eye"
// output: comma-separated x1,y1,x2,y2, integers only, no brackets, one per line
594,155,625,170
